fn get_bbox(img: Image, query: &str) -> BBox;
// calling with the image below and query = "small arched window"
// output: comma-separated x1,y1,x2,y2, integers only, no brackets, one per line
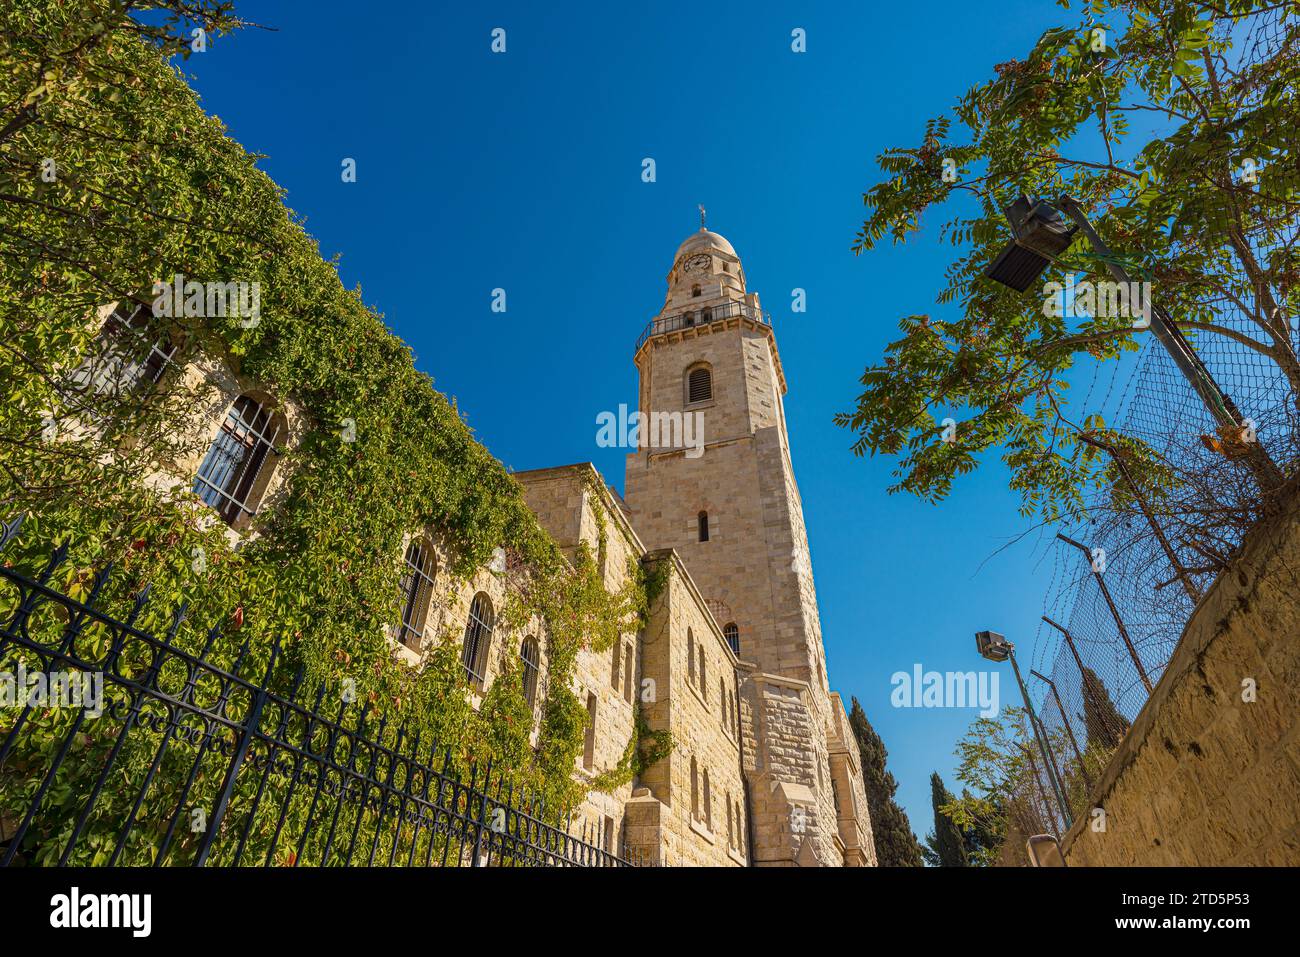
520,636,540,706
697,511,709,542
700,306,712,323
683,311,695,328
687,628,696,684
699,647,707,690
461,592,494,683
193,394,284,528
727,795,735,848
723,622,739,655
397,538,437,648
691,285,701,298
687,365,712,404
703,769,712,829
690,756,699,820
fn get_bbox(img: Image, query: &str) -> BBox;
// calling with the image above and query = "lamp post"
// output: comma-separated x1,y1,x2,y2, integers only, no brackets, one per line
975,630,1073,830
984,193,1282,494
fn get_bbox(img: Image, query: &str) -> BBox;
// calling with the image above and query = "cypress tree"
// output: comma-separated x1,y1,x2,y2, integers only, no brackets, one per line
925,772,969,867
848,697,923,866
1079,666,1129,752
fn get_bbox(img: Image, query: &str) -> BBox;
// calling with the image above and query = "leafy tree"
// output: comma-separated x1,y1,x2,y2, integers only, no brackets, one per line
943,707,1057,866
848,697,924,866
838,0,1300,522
923,771,969,867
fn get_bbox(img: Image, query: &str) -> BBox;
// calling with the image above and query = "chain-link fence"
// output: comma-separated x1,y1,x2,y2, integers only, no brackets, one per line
1013,6,1300,846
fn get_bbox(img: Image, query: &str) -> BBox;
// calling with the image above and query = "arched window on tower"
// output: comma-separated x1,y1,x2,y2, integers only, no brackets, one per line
520,636,540,706
461,592,494,683
687,628,696,684
723,622,739,655
687,364,712,404
193,394,284,528
397,538,437,649
703,769,712,829
697,511,709,542
690,756,699,820
691,284,701,298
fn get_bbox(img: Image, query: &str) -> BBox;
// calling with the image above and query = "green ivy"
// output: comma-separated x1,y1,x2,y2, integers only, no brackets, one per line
0,1,648,861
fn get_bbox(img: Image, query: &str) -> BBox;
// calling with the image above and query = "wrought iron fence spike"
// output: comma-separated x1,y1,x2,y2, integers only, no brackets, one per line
37,540,71,583
0,513,26,551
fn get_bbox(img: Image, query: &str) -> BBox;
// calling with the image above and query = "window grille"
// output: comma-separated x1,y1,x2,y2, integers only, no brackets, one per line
461,592,494,683
521,636,541,706
398,539,436,648
724,622,739,655
75,300,177,397
193,395,282,526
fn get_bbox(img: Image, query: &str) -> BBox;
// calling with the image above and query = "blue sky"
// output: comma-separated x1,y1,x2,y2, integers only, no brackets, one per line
179,0,1095,841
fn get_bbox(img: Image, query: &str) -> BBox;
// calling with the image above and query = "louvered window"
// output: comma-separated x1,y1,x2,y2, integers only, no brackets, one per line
687,366,712,403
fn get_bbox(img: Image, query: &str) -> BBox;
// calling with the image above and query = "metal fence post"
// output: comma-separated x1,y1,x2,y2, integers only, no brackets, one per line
194,640,280,867
1057,534,1154,695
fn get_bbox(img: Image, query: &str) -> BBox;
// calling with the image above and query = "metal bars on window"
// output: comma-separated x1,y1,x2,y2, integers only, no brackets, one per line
192,395,281,525
461,593,494,683
398,540,436,649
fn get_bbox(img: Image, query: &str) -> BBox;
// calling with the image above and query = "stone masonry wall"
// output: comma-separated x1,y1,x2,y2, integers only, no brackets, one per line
1062,484,1300,866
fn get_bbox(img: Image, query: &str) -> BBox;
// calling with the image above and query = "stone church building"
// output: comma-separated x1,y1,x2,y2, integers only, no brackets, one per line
514,226,876,866
96,224,876,867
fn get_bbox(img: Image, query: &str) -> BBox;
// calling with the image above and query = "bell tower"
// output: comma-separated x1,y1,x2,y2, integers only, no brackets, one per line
624,225,870,865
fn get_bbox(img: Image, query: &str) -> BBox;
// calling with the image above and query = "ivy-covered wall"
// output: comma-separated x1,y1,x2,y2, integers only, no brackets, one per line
0,2,649,860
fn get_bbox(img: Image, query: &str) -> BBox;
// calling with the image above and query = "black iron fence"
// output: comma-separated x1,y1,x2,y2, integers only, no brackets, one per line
0,516,641,868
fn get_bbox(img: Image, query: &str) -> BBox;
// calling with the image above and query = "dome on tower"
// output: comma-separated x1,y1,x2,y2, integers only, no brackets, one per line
675,228,736,260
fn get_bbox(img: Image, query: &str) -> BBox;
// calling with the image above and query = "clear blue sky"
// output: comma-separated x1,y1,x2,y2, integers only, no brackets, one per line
179,0,1087,842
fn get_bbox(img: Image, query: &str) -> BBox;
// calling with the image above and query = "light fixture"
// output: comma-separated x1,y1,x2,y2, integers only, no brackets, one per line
983,195,1077,292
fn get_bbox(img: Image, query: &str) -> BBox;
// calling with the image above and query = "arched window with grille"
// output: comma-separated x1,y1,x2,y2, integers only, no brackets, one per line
397,538,436,649
193,394,284,527
461,592,494,683
520,636,540,706
686,364,712,404
723,622,739,655
697,511,709,542
76,299,177,398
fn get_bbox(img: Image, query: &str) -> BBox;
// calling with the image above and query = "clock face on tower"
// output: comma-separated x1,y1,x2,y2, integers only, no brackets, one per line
683,254,711,274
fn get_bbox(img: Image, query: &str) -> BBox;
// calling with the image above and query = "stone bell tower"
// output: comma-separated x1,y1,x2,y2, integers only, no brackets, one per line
623,224,873,866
